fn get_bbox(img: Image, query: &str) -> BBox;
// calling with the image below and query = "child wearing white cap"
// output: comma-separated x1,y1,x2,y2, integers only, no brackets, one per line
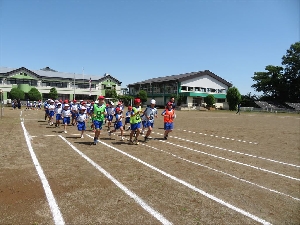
77,106,88,138
61,104,71,133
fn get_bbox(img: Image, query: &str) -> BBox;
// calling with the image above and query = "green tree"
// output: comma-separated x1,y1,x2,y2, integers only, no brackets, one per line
252,42,300,102
136,90,147,103
48,87,58,100
251,65,286,101
227,87,241,110
204,94,215,107
9,87,25,100
105,89,118,99
27,87,42,101
118,95,134,106
281,42,300,101
240,92,258,107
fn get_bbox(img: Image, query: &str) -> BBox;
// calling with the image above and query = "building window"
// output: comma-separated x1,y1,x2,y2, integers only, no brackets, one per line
188,87,193,91
181,86,187,91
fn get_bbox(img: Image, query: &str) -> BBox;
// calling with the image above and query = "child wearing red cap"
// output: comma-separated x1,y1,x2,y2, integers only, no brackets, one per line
108,107,125,140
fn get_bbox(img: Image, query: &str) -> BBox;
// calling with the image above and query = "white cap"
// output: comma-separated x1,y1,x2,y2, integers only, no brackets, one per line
95,100,99,104
80,106,86,110
64,104,69,107
150,99,156,104
111,102,114,106
50,100,54,103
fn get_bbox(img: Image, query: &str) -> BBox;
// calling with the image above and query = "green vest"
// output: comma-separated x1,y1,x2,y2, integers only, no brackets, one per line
93,103,106,121
130,106,142,124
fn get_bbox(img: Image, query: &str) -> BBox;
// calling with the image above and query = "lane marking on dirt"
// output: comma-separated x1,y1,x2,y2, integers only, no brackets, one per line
21,122,65,225
141,142,300,201
159,140,300,181
153,132,299,168
59,135,172,225
86,134,272,225
178,129,258,144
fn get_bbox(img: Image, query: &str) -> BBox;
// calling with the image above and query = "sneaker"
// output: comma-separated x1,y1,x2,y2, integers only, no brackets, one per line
108,131,111,137
164,136,167,140
93,138,97,145
129,140,134,145
134,139,139,145
144,136,149,142
121,137,125,141
141,130,144,135
81,135,84,138
64,130,67,134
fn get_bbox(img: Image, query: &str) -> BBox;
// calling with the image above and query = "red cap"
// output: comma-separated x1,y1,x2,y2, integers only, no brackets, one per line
134,98,141,104
128,106,133,110
73,99,77,102
64,99,68,103
98,96,105,100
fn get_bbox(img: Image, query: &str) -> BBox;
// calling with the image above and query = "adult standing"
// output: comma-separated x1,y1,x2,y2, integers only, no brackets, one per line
92,96,107,145
236,103,241,115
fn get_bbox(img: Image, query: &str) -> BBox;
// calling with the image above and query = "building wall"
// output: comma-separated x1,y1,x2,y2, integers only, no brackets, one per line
181,74,228,90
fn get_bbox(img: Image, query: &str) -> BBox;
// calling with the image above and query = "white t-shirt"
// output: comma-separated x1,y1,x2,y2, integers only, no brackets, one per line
144,107,158,123
48,104,56,111
62,109,71,117
77,113,87,122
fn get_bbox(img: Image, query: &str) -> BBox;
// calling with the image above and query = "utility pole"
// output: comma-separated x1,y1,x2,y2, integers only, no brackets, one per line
0,89,3,119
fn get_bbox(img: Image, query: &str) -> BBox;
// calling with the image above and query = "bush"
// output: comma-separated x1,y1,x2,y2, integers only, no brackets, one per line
9,87,25,100
27,87,42,101
204,94,216,107
48,87,58,100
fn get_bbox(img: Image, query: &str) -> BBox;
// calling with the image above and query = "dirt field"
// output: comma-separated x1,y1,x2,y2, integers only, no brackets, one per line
0,107,299,225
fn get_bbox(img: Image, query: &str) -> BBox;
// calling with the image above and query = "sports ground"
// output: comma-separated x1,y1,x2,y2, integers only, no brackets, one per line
0,108,299,225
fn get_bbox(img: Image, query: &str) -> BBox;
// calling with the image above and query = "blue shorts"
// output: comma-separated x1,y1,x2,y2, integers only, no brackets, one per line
131,122,141,131
142,120,147,127
77,121,86,131
125,117,130,124
164,122,174,130
71,112,77,118
45,110,49,115
56,114,62,121
49,111,55,117
63,117,71,124
107,115,114,121
144,121,154,128
93,120,104,130
114,121,123,130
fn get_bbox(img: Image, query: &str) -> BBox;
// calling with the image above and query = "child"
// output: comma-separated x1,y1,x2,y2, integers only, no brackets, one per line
108,108,125,140
48,100,56,125
143,99,158,142
55,103,62,127
61,104,71,133
161,102,176,140
129,98,143,145
77,106,88,138
124,106,132,131
71,100,78,126
106,102,115,131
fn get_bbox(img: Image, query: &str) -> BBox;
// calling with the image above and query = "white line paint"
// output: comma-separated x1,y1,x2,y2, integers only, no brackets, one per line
59,135,172,225
21,122,65,225
160,140,300,181
178,129,258,144
141,143,299,201
153,132,300,168
86,134,272,225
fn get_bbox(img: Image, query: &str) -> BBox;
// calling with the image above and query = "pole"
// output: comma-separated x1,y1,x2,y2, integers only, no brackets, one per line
82,67,84,88
0,89,3,119
73,73,76,100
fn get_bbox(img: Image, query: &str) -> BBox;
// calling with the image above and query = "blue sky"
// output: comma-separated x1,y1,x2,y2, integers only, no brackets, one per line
0,0,299,95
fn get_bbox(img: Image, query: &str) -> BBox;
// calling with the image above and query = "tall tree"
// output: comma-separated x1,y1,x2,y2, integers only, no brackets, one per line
48,87,58,100
281,42,300,101
252,42,300,102
226,87,241,110
251,65,286,101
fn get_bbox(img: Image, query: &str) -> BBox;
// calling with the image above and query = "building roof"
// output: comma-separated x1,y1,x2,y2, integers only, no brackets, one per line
0,66,122,84
128,70,232,87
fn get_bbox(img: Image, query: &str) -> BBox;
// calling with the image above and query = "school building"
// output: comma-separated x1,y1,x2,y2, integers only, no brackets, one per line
0,66,123,102
127,70,232,109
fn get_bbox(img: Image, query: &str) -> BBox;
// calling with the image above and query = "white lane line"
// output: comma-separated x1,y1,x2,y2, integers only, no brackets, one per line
21,122,65,225
59,135,172,225
153,132,300,168
178,129,258,145
141,143,299,201
160,140,300,182
86,134,271,225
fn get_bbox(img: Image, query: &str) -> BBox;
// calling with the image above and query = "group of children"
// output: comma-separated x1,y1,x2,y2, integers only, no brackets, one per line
42,96,176,145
